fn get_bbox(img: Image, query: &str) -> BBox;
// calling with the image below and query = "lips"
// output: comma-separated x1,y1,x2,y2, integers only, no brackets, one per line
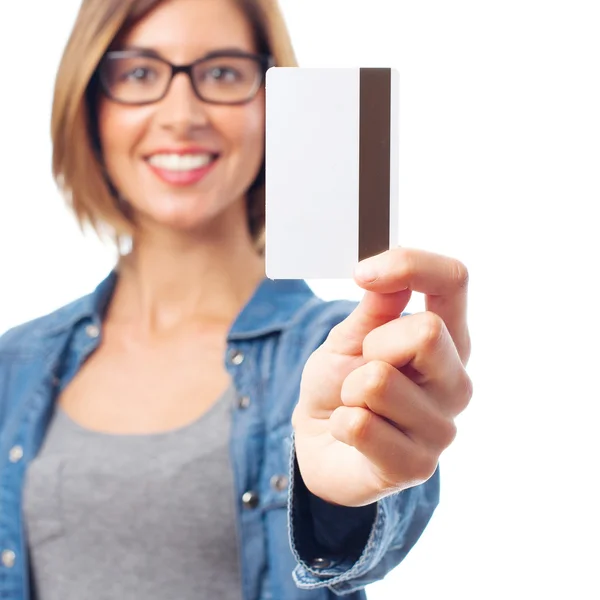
147,152,214,171
144,149,220,186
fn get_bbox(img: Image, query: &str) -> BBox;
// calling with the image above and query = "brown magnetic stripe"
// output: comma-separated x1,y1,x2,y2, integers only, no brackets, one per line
359,68,391,261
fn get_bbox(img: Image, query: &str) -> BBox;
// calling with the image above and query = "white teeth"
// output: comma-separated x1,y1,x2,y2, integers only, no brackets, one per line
148,153,214,171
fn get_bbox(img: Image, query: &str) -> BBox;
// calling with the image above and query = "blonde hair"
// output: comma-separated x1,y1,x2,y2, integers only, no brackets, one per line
51,0,298,251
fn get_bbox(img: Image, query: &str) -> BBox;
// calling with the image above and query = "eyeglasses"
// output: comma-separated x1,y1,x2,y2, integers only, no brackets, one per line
98,49,274,106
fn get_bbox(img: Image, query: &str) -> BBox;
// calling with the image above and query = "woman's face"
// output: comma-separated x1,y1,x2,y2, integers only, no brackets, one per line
97,0,266,234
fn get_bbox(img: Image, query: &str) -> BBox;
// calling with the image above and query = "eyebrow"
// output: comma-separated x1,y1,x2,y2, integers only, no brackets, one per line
116,45,256,61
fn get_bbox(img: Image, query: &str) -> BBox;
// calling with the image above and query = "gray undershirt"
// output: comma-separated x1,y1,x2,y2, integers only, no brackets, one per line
23,386,242,600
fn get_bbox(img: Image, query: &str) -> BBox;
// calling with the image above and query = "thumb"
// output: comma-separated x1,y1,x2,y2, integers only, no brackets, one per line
324,288,412,357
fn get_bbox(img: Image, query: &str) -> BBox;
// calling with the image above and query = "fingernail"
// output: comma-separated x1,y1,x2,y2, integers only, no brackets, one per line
354,258,379,282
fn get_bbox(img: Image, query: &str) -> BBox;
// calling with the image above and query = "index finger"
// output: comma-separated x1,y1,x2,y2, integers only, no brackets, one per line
354,247,470,363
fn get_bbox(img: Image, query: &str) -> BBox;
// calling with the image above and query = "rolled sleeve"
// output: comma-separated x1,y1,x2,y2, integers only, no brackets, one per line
287,439,440,594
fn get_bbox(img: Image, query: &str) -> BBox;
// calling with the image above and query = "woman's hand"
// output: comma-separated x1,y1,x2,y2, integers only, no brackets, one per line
292,247,472,507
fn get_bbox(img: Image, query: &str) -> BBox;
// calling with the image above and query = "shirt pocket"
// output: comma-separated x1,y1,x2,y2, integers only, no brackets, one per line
22,455,66,548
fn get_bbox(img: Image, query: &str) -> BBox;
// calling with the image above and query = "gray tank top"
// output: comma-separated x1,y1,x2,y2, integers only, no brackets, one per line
23,385,242,600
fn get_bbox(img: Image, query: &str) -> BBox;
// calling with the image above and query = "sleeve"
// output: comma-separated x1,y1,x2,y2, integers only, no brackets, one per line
287,439,440,594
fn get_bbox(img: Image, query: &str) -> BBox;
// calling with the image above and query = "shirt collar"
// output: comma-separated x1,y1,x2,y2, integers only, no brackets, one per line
43,269,317,340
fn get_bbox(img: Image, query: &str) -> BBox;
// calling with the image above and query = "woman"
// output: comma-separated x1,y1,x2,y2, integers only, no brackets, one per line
0,0,472,598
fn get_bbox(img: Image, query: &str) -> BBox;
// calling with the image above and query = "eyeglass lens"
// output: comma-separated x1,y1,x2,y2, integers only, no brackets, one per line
101,54,263,104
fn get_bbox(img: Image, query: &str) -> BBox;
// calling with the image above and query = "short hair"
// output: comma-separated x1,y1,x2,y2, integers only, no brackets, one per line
51,0,298,252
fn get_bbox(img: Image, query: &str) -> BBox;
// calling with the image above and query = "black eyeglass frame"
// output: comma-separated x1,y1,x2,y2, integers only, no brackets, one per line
98,49,275,106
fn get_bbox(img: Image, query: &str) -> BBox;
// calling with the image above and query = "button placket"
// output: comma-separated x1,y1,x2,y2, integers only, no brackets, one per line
238,395,251,409
8,446,23,463
85,324,100,339
241,491,260,509
270,474,289,492
1,549,16,568
229,349,245,366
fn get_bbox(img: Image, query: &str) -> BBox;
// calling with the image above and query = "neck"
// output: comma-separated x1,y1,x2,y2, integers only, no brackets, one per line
109,208,265,335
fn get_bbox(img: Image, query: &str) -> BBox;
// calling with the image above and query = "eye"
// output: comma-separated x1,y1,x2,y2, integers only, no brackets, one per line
208,67,240,82
122,66,157,83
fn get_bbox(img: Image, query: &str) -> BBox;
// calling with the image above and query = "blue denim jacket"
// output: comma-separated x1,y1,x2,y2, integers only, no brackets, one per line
0,270,439,600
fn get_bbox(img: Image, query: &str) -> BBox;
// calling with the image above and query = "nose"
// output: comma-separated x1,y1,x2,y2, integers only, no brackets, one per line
156,72,210,136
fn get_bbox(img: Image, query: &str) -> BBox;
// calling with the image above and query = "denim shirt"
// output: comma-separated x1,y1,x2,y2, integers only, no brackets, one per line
0,270,440,600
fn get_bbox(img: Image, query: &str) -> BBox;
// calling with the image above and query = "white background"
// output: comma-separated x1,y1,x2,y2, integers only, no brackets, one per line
1,1,599,598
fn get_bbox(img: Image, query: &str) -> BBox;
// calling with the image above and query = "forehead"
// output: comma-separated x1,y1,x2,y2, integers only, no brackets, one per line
119,0,257,60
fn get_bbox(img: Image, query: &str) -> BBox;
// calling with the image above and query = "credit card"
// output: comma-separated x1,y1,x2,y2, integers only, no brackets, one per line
265,67,399,279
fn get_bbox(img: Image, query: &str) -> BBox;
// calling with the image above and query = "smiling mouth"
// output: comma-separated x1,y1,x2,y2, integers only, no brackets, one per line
145,152,220,186
147,152,218,171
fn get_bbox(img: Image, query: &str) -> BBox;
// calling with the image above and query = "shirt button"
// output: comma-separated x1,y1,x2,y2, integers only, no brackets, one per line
270,474,289,492
9,446,23,463
229,349,245,365
85,324,100,339
238,395,251,409
1,550,16,568
310,557,332,570
241,491,260,509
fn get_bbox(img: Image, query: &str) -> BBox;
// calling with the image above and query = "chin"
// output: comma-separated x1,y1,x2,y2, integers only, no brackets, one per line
147,205,235,237
128,184,245,236
150,212,216,234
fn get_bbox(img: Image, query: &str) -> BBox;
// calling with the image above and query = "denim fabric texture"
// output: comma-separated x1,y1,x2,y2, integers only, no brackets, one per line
0,270,439,599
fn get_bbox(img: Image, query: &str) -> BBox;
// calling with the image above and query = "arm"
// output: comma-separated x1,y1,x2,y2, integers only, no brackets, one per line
289,248,471,592
288,440,440,594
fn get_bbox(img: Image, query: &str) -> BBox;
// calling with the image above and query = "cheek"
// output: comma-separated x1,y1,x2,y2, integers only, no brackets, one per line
222,98,265,170
97,101,149,172
247,95,266,151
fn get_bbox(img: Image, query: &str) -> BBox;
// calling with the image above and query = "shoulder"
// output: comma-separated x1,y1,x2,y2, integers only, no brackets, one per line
0,294,94,358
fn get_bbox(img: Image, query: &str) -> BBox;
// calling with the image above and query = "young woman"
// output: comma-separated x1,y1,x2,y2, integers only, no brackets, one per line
0,0,472,598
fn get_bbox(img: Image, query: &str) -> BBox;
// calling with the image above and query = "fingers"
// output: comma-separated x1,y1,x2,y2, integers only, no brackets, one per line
323,289,412,357
329,355,464,492
354,247,469,297
354,247,471,364
328,405,439,491
340,360,458,451
361,311,472,416
323,247,470,364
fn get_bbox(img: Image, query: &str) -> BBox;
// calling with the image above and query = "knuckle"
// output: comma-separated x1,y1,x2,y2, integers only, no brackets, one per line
325,321,361,352
437,418,458,449
463,373,474,403
362,361,391,397
387,247,415,280
411,449,438,482
398,247,417,278
340,370,362,406
348,408,374,445
418,312,445,349
451,260,470,290
325,322,344,345
454,372,474,413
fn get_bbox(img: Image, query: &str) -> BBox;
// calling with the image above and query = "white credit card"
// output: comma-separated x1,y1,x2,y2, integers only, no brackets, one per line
265,67,399,280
